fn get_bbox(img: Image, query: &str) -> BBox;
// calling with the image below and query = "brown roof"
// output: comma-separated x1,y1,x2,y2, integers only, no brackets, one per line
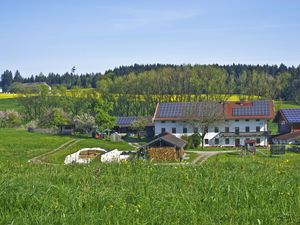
143,132,187,149
273,131,300,141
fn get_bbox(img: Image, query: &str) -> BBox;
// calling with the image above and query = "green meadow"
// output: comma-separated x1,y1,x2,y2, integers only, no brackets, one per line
1,128,300,224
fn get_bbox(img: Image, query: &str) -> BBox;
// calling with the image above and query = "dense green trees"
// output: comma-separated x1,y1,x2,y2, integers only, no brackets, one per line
1,63,300,118
1,63,299,99
94,65,293,116
1,70,13,92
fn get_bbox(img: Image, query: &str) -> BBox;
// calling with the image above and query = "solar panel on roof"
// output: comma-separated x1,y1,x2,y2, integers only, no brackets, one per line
281,109,300,123
117,116,136,126
232,100,270,116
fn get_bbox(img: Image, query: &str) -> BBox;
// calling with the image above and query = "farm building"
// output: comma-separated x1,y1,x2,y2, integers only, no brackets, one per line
110,132,122,142
273,109,300,144
115,116,154,137
273,131,300,144
153,100,274,147
274,109,300,133
138,132,187,161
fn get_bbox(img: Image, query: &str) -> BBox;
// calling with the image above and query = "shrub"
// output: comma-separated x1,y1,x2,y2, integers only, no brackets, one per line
0,110,22,128
73,113,96,133
181,134,201,149
39,108,70,128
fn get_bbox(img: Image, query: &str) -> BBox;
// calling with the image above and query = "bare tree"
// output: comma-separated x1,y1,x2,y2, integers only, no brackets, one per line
184,101,225,149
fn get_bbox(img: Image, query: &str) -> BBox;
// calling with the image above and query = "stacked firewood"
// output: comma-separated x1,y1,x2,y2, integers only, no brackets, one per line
79,150,103,159
148,147,179,161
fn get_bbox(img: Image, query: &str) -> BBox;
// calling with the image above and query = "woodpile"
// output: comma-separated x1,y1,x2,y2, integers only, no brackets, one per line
147,147,183,161
79,150,104,159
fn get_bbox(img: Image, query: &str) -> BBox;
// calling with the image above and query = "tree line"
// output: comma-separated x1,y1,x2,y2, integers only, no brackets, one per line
1,63,299,97
96,65,296,116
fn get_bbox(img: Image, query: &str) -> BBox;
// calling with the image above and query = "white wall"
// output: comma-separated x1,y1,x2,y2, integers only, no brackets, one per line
154,119,268,146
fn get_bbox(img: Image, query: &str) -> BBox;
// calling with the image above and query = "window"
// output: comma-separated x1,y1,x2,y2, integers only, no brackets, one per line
235,127,239,134
256,126,260,132
183,128,187,134
172,121,176,123
225,138,230,144
161,128,166,133
235,119,239,122
214,127,219,133
245,126,250,132
225,127,230,133
161,121,165,123
193,127,199,133
215,138,219,145
245,119,249,122
256,138,261,144
225,119,229,122
256,119,260,122
172,128,176,133
205,139,209,144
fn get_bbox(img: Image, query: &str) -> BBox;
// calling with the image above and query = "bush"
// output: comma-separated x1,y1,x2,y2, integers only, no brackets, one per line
0,110,22,128
73,113,96,133
181,134,201,149
39,108,70,128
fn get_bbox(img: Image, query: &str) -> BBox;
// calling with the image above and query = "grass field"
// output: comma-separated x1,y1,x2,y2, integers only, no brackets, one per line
1,128,300,224
0,98,22,111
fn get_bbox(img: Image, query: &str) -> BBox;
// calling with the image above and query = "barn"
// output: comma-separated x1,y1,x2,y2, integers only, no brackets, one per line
138,132,187,161
273,109,300,144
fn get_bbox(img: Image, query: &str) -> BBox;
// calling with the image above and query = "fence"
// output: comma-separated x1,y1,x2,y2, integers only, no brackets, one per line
287,146,300,153
270,145,286,155
27,127,58,134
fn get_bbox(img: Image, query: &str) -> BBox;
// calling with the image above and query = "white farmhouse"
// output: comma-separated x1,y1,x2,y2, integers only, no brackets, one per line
153,100,274,147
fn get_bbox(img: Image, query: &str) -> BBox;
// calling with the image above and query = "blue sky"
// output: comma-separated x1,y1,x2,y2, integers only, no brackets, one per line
0,0,299,77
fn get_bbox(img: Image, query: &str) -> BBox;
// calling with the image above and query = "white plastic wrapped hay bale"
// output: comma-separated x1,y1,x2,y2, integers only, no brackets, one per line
101,149,122,163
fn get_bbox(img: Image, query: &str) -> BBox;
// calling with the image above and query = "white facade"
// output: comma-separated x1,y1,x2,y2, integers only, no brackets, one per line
154,119,269,147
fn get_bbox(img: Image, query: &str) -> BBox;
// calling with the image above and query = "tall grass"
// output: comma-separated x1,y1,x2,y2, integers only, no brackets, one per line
1,130,300,224
1,157,300,224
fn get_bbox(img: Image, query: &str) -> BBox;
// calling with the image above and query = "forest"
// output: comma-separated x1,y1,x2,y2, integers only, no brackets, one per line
0,63,299,99
1,63,300,117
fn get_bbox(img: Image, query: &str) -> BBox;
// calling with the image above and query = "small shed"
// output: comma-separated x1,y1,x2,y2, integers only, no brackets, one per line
57,124,74,135
139,132,187,161
110,132,122,142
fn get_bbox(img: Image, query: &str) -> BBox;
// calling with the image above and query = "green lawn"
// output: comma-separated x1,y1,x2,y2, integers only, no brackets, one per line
1,128,300,224
0,129,73,162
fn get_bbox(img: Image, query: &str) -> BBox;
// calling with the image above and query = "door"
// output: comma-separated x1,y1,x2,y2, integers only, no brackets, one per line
235,139,240,147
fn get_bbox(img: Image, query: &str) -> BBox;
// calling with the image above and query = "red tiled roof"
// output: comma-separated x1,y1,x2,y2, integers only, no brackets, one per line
223,100,274,119
273,131,300,141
